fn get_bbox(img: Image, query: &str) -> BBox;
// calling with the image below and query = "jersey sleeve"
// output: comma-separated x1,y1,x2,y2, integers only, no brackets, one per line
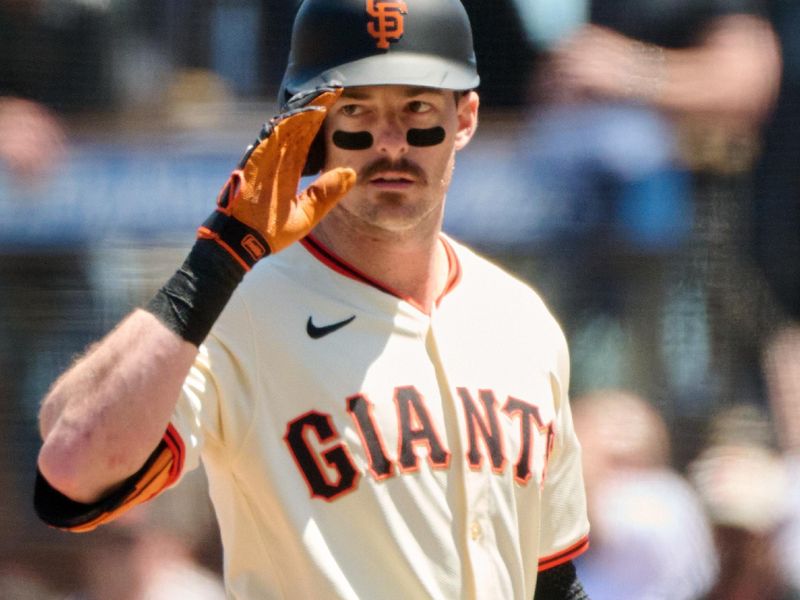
34,424,185,532
171,342,222,476
173,289,258,470
537,319,590,571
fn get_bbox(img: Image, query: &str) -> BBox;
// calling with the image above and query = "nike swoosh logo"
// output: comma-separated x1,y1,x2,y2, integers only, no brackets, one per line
306,315,356,339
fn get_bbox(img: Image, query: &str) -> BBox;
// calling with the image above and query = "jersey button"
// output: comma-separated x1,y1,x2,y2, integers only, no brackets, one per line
470,521,482,541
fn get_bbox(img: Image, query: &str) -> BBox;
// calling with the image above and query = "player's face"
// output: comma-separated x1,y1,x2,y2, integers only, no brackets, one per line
322,85,479,235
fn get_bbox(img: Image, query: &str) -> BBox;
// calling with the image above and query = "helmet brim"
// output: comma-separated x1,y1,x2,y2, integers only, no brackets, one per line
284,52,480,101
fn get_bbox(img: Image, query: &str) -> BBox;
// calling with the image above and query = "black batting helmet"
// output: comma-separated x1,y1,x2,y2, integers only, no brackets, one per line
279,0,480,108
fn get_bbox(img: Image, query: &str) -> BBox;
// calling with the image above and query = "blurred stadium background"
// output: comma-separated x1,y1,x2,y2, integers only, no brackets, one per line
2,1,799,598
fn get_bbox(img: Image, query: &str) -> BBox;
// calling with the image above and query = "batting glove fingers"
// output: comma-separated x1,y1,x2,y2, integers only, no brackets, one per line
199,87,356,271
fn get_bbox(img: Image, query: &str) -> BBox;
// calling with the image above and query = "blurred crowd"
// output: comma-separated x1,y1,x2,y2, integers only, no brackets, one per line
1,0,799,598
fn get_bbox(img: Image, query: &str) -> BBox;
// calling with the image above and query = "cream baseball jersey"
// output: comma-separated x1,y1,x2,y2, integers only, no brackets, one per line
172,234,589,599
37,234,589,598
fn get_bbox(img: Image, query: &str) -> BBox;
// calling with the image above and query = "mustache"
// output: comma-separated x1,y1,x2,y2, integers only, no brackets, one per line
359,158,427,184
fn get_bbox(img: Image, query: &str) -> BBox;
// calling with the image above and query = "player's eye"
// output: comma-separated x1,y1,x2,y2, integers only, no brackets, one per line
408,100,433,114
340,104,366,117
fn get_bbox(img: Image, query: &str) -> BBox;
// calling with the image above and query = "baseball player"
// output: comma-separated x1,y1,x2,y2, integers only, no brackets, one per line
34,1,590,598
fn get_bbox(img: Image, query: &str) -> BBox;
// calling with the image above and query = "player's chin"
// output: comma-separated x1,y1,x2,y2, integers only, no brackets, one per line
357,203,418,229
372,189,414,205
366,198,442,233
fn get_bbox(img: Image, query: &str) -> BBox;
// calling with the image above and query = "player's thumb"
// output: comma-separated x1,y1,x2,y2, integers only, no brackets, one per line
298,167,356,223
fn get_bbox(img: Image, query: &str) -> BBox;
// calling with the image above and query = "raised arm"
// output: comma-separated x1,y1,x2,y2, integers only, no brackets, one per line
543,14,781,126
38,310,198,503
37,87,355,506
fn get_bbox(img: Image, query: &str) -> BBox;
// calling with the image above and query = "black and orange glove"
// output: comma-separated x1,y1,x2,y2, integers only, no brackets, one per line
198,87,356,271
146,87,355,346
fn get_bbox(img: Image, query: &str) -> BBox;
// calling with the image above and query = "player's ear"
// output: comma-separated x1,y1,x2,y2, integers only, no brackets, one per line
454,91,479,151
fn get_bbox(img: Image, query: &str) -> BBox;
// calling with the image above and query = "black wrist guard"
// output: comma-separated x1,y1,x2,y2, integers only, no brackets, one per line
145,238,245,346
534,561,589,600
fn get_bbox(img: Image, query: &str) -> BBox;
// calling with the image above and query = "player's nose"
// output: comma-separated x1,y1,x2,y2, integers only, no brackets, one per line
374,116,408,160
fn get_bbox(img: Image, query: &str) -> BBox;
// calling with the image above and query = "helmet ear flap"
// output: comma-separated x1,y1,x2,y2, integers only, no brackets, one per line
302,128,326,176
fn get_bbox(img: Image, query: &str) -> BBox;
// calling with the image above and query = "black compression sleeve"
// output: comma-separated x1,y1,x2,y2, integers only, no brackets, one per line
534,561,590,600
145,238,245,346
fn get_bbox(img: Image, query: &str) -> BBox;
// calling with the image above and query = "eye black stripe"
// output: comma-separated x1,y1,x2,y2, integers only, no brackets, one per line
331,127,447,150
332,130,374,150
407,126,446,147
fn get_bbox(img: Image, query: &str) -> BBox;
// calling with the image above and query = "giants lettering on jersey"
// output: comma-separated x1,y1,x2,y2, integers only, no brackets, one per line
283,386,556,501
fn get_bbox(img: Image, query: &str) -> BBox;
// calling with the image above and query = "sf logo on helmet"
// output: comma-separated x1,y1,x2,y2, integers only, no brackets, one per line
366,0,408,49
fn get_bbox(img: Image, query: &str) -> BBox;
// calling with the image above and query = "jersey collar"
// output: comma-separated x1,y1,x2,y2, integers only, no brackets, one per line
300,234,462,314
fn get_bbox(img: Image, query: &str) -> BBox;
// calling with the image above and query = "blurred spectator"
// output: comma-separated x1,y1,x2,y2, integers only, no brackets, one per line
753,3,800,588
753,0,800,323
61,468,224,599
532,9,779,121
0,562,59,600
512,0,781,426
689,404,799,600
0,0,113,581
572,389,718,599
0,0,113,113
763,326,800,591
0,96,66,181
764,327,800,455
571,389,670,489
67,521,226,600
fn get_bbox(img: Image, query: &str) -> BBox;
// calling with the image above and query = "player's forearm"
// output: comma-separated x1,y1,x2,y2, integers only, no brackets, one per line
651,15,780,124
37,309,197,504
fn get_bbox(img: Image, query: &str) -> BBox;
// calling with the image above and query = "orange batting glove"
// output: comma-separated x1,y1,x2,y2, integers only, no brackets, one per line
198,87,356,271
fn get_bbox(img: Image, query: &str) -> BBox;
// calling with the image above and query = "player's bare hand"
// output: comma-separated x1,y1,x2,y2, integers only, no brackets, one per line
198,87,356,270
